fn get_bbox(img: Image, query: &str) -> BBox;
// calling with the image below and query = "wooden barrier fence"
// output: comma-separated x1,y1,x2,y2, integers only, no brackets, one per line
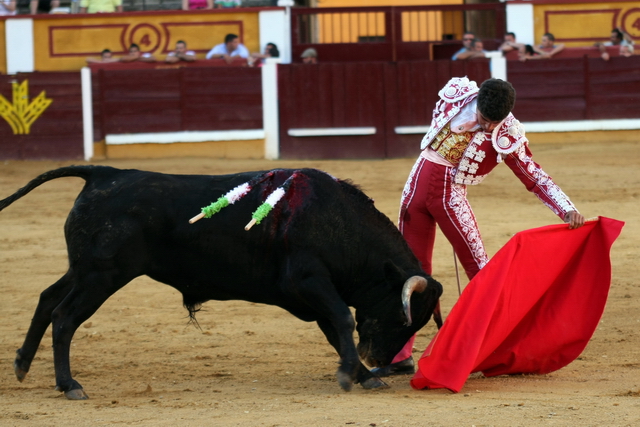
508,55,640,122
277,59,491,159
92,66,262,141
1,55,640,160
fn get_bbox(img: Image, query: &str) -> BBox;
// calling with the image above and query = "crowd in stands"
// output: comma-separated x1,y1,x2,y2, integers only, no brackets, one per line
454,28,635,62
4,0,634,65
85,34,286,67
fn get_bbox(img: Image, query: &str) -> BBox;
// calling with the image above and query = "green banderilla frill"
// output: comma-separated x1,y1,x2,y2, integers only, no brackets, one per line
251,202,273,225
201,196,230,218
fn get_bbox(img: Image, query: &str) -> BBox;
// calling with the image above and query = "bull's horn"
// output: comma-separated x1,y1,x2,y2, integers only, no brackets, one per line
402,276,428,326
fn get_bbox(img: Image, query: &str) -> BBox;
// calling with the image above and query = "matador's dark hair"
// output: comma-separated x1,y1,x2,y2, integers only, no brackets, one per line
477,78,516,122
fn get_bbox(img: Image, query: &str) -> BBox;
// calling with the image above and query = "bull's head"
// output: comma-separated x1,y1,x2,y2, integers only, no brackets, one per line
355,274,442,368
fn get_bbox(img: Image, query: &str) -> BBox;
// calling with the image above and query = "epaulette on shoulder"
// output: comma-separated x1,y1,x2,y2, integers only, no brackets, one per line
438,77,480,103
491,114,527,155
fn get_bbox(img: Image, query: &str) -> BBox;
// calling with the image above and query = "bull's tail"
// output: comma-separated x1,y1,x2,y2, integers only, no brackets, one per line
0,166,95,212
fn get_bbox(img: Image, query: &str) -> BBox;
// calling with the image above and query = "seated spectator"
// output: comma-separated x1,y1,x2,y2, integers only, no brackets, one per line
499,32,524,56
620,44,634,57
249,42,279,67
470,39,487,56
518,44,542,62
301,48,318,64
455,38,486,60
206,33,249,64
603,28,634,47
600,43,635,61
533,33,564,58
86,49,119,64
214,0,240,8
451,31,475,60
182,0,212,10
30,0,59,14
595,27,634,61
79,0,122,13
0,0,16,15
119,44,156,63
165,40,196,63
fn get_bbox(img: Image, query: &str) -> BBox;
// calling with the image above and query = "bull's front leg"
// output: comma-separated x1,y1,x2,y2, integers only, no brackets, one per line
285,273,361,390
316,318,388,391
314,313,361,391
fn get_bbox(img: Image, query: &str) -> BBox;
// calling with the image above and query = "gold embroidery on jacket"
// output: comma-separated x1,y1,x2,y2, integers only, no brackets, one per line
429,123,474,165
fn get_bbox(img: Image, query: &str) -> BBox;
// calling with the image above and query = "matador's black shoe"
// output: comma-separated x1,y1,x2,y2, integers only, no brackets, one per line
370,357,415,377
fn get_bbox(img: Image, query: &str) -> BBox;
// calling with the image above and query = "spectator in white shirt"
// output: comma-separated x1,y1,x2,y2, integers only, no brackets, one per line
206,33,249,64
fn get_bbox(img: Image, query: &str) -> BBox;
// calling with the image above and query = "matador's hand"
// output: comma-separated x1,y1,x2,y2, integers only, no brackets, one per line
564,211,585,229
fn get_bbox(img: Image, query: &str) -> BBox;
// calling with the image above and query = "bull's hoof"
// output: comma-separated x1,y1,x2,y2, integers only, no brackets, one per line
369,357,415,378
14,359,28,382
360,376,389,390
336,371,354,392
14,350,29,382
64,388,89,400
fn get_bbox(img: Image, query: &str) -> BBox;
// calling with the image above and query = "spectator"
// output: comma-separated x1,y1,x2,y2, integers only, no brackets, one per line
595,27,635,60
119,44,156,63
499,32,524,56
451,31,475,60
206,33,249,64
86,49,119,64
301,47,318,64
182,0,212,10
0,0,16,15
215,0,240,8
604,28,634,47
620,44,634,57
471,39,487,55
533,33,564,58
30,0,59,14
455,38,487,60
165,40,196,63
249,42,279,67
518,44,542,62
600,43,635,61
79,0,122,13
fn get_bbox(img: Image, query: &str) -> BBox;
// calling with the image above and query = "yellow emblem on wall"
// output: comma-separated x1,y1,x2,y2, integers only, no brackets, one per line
0,80,53,135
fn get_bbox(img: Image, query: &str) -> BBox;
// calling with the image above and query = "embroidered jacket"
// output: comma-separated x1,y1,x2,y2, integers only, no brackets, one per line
420,77,578,219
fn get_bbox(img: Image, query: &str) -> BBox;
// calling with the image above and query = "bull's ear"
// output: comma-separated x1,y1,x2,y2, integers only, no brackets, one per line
383,260,404,288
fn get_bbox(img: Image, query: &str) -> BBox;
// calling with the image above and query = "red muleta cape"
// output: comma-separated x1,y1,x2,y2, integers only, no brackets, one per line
411,217,624,393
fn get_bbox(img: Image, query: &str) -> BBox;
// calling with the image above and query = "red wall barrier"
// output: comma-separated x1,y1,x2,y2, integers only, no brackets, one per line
508,55,640,122
92,66,262,138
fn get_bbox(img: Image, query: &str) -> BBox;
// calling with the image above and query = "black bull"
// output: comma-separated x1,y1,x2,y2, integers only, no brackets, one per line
0,166,442,399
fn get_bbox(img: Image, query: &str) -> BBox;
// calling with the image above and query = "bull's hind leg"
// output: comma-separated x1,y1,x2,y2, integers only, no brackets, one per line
50,271,131,400
14,272,74,382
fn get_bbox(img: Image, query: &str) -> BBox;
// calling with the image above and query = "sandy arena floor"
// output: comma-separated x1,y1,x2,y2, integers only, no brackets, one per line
0,139,639,426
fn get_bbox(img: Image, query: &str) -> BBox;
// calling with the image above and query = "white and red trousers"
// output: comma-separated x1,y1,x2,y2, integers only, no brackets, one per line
391,156,489,363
